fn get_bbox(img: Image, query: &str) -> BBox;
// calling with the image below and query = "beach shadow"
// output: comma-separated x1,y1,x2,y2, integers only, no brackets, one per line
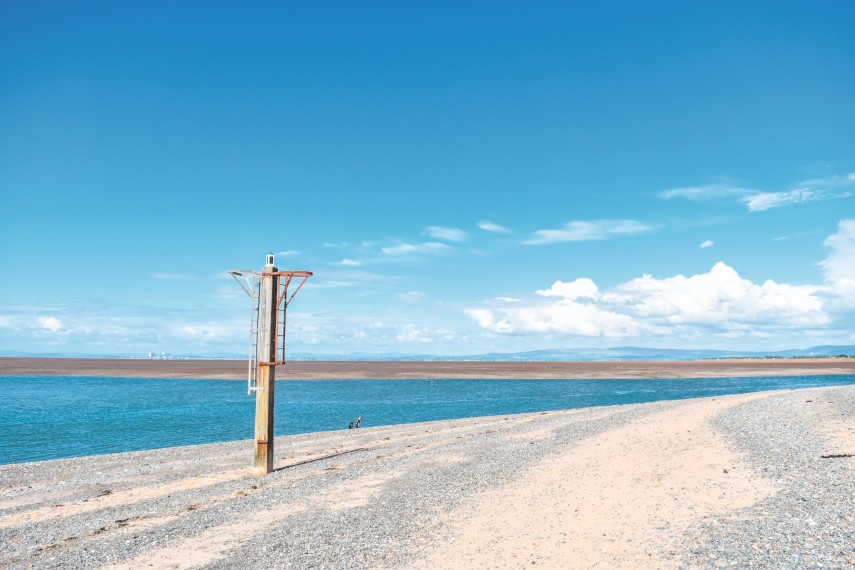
273,447,370,472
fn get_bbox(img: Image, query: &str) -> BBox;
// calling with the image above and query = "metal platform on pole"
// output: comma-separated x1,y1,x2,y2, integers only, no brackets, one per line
228,254,312,475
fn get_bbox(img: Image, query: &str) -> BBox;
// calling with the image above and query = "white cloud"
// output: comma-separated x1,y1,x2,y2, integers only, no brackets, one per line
314,269,396,285
661,174,854,212
334,258,362,267
37,316,63,332
277,250,300,256
742,182,853,211
466,261,827,339
804,173,855,188
741,189,816,212
467,301,641,337
658,184,755,201
612,263,824,325
169,323,234,341
396,291,427,303
395,323,435,343
0,303,248,354
423,226,468,242
700,240,714,249
525,220,655,245
6,220,855,356
821,219,855,292
537,278,599,300
773,231,823,242
381,242,451,256
287,314,456,349
478,220,511,234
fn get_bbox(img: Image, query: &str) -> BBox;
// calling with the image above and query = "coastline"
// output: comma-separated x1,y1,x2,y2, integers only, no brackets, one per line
2,356,855,380
2,385,853,568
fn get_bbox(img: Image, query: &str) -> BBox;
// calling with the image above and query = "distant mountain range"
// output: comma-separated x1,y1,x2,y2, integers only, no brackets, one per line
3,345,854,362
289,345,855,362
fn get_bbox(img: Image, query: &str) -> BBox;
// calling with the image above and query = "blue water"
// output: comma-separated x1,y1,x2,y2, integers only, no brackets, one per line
1,374,853,465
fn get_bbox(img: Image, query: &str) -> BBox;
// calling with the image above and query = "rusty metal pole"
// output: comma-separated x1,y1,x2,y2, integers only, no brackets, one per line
254,256,279,475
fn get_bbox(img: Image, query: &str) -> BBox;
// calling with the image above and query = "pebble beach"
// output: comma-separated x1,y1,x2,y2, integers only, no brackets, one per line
1,384,853,568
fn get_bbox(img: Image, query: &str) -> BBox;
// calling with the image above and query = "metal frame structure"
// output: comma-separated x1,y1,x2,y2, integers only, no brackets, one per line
228,268,312,394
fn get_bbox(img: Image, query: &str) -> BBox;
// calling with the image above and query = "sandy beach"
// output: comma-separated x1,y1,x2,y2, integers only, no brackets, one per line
2,356,855,380
1,384,853,568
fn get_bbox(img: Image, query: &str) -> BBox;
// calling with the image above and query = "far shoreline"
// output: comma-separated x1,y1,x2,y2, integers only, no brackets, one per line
2,356,855,380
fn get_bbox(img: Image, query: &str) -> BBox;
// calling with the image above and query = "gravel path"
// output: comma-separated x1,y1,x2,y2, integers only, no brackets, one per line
1,385,853,569
678,386,855,569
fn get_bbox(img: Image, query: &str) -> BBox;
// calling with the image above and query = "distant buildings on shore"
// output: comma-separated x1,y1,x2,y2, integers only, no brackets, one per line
126,353,235,360
133,352,190,360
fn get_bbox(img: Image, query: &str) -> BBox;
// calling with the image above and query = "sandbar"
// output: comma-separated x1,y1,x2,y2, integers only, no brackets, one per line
2,356,855,379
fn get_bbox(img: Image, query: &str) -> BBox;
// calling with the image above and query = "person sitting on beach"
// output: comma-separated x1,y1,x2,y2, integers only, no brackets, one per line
348,421,353,429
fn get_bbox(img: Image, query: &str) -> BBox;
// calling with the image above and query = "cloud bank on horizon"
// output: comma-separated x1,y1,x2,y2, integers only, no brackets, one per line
5,217,854,356
466,219,855,345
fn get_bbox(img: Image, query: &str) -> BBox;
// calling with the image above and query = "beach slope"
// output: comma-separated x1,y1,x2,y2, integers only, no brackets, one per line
1,385,853,568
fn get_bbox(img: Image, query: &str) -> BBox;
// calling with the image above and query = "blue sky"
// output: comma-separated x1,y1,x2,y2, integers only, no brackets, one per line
1,1,854,356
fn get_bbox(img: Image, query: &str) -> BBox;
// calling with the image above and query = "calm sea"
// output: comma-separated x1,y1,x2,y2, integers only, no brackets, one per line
1,374,854,465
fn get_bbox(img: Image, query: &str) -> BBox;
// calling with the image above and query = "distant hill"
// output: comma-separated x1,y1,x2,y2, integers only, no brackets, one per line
289,345,855,362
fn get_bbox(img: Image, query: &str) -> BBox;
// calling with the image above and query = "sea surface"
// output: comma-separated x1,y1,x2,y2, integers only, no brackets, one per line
1,374,854,465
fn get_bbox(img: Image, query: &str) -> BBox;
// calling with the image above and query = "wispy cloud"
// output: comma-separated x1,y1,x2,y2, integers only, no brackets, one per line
700,240,714,249
333,258,362,267
478,220,511,234
314,269,398,284
151,273,194,280
395,291,427,303
381,242,451,255
286,313,459,349
525,220,655,245
742,177,853,211
658,184,756,201
423,226,468,242
169,322,235,342
660,173,855,212
773,230,824,242
741,189,817,212
805,172,855,188
277,250,300,257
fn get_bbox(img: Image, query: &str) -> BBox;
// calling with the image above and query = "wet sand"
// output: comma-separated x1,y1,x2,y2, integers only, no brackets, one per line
2,356,855,379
